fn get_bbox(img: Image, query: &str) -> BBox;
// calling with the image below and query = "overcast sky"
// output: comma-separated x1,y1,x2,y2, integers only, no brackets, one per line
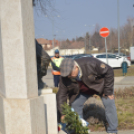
34,0,134,40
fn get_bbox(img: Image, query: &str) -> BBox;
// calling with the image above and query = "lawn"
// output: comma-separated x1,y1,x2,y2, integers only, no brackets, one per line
114,65,134,77
86,87,134,131
53,83,134,132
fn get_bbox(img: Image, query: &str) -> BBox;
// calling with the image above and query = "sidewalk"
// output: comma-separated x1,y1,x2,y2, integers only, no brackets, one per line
91,130,134,134
115,76,134,85
114,76,134,90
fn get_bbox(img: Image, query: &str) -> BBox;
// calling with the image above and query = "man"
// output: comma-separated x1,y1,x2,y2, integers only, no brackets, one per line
57,57,118,134
51,49,64,87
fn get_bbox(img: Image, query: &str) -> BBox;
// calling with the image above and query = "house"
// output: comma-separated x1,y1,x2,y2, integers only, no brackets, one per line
37,38,60,51
37,38,85,56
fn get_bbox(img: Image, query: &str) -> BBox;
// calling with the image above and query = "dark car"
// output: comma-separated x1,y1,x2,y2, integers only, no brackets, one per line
72,54,93,59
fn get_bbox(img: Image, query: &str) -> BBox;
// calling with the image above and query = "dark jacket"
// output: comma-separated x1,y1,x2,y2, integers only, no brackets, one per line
57,57,114,115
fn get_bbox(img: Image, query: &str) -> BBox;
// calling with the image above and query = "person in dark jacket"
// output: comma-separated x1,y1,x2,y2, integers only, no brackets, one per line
57,57,118,134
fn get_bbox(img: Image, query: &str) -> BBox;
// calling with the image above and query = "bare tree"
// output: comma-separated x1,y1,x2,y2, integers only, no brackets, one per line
84,32,90,53
72,38,75,42
91,24,104,51
33,0,58,19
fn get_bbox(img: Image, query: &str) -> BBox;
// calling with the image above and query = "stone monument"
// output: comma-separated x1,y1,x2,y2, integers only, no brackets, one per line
0,0,57,134
35,40,51,90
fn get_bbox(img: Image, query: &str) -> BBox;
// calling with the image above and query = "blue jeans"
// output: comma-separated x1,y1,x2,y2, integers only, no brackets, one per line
54,75,60,87
71,93,118,133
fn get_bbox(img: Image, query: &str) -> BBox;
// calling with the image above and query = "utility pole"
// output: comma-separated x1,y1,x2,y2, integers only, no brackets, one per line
51,15,60,55
52,17,54,54
84,36,86,54
117,0,120,55
133,26,134,46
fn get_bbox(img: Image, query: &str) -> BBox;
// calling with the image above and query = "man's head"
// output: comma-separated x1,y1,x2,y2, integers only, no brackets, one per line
60,58,79,78
55,49,59,58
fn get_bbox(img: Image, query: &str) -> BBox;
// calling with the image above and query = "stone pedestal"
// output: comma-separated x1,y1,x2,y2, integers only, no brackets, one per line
0,0,46,133
38,88,53,95
39,89,58,134
58,130,67,134
0,95,46,134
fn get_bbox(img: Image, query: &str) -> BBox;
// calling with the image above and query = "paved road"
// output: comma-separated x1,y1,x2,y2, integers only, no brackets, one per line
43,68,134,89
43,68,54,87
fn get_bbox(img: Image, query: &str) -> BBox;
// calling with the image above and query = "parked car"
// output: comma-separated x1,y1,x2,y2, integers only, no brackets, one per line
63,55,72,58
63,54,91,59
92,53,131,68
72,54,93,59
114,53,126,57
114,53,131,61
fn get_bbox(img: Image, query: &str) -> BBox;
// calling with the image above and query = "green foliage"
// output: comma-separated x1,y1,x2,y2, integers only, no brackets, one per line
62,103,89,134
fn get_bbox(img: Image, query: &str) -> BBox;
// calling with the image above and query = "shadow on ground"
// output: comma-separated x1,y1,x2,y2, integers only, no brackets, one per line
83,97,107,131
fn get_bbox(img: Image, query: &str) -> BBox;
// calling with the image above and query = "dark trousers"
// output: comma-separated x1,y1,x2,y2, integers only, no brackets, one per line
54,75,60,87
71,93,118,133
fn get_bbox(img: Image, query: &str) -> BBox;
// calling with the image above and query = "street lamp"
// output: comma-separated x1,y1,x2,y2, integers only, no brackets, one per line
52,15,60,54
45,14,60,54
117,0,120,55
84,24,95,54
133,26,134,46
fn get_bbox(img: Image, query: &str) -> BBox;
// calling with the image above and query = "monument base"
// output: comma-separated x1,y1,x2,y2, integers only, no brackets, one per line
38,88,53,95
0,94,46,134
39,88,58,134
58,130,67,134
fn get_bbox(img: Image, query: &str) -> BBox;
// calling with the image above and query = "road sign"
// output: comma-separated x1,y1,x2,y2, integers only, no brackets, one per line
99,27,110,38
99,27,110,65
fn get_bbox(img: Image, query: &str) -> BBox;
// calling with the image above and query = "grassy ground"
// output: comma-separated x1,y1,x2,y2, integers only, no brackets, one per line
88,87,134,131
115,88,134,130
53,87,134,131
114,65,134,77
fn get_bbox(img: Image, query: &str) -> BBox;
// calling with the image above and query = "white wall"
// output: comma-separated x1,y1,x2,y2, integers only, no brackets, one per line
45,47,85,56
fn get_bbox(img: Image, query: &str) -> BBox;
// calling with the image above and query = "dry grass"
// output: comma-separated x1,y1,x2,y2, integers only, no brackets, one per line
53,87,59,93
85,87,134,131
53,86,134,131
114,66,134,77
115,87,134,130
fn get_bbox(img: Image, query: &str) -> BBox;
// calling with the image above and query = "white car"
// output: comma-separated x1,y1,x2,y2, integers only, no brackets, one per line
92,53,131,68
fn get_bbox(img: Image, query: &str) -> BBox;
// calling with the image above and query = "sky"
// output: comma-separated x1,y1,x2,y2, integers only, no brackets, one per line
34,0,134,40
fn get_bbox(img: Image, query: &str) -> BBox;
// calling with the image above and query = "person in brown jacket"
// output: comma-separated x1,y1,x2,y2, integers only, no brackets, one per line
57,57,118,134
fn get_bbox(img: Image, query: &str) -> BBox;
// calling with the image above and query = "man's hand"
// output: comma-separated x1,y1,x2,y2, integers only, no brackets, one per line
61,115,65,123
103,94,115,100
108,95,114,100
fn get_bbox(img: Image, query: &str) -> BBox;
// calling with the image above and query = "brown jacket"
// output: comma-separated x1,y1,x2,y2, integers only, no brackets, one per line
57,57,114,115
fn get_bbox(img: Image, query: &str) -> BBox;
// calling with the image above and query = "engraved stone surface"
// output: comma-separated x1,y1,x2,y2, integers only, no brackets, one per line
38,88,53,95
0,20,5,97
40,92,58,134
0,95,5,134
58,130,67,134
0,0,38,98
0,0,46,133
0,95,46,134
